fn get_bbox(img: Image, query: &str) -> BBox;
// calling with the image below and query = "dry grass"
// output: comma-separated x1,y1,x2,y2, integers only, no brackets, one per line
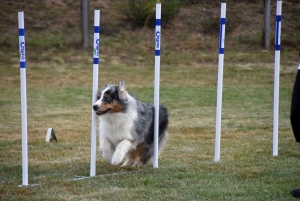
0,50,298,200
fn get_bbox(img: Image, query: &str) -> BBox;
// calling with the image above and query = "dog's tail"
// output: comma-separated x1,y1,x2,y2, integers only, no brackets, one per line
142,105,169,164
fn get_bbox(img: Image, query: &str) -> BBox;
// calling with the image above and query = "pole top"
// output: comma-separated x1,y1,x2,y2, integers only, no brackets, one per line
18,12,25,29
220,3,226,18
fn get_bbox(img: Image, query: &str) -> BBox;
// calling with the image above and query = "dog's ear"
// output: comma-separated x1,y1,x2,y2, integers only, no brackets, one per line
118,80,128,101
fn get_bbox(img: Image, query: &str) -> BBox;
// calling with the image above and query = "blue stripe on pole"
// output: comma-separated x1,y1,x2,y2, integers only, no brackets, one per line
94,26,100,33
155,50,160,56
275,15,281,50
219,40,224,54
276,15,281,22
218,17,226,54
20,61,26,68
220,18,226,25
19,29,25,36
219,48,224,54
156,19,161,26
275,21,280,49
93,58,99,64
219,21,225,54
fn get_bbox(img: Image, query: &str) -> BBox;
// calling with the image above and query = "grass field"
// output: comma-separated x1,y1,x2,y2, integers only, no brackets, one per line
0,50,299,200
1,0,300,200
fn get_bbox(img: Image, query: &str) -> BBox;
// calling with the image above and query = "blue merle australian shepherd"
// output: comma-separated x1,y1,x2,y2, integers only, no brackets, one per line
92,80,168,166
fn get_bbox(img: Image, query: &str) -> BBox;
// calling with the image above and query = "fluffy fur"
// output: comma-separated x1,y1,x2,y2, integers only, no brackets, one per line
92,80,168,166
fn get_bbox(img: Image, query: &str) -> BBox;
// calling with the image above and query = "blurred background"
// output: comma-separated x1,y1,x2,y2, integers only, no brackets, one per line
1,0,300,67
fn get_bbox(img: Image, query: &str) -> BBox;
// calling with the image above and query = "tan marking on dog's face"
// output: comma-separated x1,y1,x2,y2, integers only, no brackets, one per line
110,101,123,113
98,93,124,114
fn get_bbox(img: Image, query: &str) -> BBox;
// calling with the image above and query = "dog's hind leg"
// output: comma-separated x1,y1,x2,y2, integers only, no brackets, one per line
122,143,146,166
112,139,136,165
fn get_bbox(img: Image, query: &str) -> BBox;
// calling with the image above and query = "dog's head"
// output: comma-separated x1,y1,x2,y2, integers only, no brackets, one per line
92,80,129,116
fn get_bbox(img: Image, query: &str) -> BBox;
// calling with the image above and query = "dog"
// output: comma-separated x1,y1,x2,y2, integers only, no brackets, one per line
92,80,168,166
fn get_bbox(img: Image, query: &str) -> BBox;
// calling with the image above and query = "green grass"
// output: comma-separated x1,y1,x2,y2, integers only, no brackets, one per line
0,50,298,200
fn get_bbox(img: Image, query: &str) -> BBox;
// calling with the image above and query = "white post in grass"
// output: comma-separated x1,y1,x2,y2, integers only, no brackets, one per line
18,11,28,186
90,10,100,177
214,3,226,162
273,0,282,156
153,3,161,168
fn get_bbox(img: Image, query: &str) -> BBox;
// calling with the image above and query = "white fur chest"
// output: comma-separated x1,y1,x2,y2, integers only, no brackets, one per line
99,112,136,146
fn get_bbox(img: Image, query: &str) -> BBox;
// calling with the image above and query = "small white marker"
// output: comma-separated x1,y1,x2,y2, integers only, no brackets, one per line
46,128,58,142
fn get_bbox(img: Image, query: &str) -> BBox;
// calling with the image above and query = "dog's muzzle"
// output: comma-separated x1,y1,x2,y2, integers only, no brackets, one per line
93,105,111,115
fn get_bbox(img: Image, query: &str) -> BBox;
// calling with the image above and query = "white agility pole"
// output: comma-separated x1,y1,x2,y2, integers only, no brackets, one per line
18,11,28,186
214,3,226,162
153,3,161,168
90,10,100,177
273,0,282,156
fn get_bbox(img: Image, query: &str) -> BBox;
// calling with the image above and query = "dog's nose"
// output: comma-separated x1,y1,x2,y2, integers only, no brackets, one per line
93,105,98,111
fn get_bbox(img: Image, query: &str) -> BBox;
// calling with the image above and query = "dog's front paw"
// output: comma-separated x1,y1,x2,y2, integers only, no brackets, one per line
111,154,123,166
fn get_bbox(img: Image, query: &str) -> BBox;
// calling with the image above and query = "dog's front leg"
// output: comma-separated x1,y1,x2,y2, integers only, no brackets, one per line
111,139,135,165
99,138,114,164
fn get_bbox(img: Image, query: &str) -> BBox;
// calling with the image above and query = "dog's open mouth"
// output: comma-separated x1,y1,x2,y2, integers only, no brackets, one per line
96,108,111,116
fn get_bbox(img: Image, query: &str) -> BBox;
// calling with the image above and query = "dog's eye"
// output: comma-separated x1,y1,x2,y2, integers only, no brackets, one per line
105,97,112,103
